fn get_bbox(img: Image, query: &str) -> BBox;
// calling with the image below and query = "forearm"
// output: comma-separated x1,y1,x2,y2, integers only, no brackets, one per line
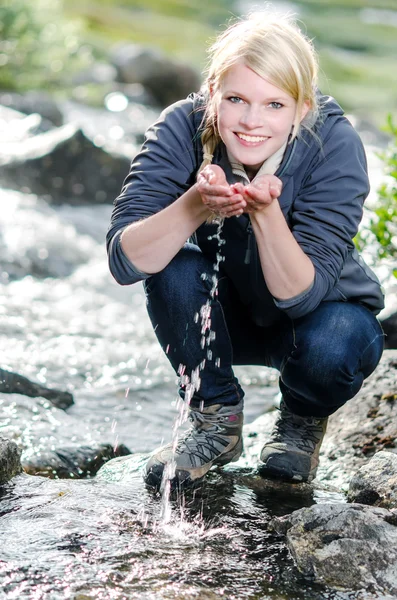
120,185,211,274
250,200,315,300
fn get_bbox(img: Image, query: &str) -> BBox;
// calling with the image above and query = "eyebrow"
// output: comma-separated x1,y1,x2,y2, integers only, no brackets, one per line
223,90,289,102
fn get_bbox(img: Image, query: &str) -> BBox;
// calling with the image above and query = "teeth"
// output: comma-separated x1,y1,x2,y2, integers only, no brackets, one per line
237,133,268,143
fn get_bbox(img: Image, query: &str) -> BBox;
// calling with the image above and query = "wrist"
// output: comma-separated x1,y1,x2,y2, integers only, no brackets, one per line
249,198,280,224
188,183,212,221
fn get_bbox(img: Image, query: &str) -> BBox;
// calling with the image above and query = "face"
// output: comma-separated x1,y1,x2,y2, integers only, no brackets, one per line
215,62,309,178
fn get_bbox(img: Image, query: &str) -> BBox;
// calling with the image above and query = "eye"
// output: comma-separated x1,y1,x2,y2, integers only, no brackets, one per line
269,102,283,109
228,96,244,104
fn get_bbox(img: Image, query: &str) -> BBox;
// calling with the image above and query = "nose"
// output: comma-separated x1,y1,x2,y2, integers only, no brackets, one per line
240,105,263,129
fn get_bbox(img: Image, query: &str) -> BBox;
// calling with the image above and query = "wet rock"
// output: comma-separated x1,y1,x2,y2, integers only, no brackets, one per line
0,437,22,483
0,122,131,205
271,503,397,595
0,368,73,410
318,350,397,488
22,443,131,479
380,311,397,349
0,104,50,141
0,91,63,127
110,43,201,107
96,453,147,483
347,450,397,508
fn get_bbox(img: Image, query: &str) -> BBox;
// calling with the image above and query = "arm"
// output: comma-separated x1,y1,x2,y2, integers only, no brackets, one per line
107,97,203,284
120,185,209,274
122,163,248,273
244,118,369,317
249,199,315,300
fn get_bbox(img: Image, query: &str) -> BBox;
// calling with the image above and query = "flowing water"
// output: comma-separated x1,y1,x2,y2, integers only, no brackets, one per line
0,112,393,598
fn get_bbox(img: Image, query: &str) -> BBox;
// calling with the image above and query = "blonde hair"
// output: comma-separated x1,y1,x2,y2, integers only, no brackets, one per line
199,11,319,172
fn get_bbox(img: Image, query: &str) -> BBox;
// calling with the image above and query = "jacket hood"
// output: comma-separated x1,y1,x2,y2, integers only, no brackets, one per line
275,93,345,181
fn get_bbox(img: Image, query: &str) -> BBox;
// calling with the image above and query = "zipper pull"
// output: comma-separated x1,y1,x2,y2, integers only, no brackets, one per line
244,222,252,264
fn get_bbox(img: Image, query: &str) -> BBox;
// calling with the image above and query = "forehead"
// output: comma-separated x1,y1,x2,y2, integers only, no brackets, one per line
220,62,292,101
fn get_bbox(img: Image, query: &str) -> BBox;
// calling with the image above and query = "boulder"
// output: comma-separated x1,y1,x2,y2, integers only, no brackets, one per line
0,368,73,410
96,453,147,483
0,91,63,127
271,502,397,595
318,350,397,488
348,450,397,508
110,44,201,107
0,122,131,205
22,443,131,479
0,437,22,483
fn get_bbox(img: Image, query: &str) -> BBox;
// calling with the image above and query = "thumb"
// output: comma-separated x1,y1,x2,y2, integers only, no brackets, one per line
270,182,282,198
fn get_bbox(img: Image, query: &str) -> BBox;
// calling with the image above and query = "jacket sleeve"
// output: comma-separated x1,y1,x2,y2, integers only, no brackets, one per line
106,97,201,285
273,118,370,318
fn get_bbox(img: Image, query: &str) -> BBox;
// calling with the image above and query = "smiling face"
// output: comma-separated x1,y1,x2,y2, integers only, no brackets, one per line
216,62,309,178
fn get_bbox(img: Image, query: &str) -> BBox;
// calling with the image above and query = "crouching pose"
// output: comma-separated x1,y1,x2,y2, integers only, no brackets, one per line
107,11,384,489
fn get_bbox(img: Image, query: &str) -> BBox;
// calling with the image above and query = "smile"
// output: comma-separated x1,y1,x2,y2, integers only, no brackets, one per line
236,133,269,143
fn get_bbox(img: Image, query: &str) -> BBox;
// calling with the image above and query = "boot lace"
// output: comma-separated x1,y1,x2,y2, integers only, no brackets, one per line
273,407,326,454
174,406,241,466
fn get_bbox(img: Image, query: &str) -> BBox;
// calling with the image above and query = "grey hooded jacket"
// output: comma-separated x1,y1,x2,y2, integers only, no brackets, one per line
107,93,384,326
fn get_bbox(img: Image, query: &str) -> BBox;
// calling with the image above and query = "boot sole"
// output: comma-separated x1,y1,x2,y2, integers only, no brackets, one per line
258,457,317,484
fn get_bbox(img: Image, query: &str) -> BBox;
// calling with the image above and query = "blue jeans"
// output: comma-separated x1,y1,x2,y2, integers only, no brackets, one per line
144,244,384,418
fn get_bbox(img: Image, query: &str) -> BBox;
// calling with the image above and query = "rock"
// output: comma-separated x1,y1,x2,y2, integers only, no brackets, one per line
0,437,22,483
0,122,131,205
0,91,63,127
96,453,148,483
110,44,201,107
318,350,397,488
73,61,118,86
22,443,131,479
380,311,397,349
0,368,74,410
0,105,50,141
271,502,397,594
348,450,397,508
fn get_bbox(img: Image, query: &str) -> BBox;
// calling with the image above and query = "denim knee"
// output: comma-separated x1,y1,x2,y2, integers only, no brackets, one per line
279,303,384,417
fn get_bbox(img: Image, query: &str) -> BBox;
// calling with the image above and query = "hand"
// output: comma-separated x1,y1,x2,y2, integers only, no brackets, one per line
240,175,282,214
197,165,246,218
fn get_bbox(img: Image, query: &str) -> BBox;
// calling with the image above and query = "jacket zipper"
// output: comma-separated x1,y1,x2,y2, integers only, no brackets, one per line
244,221,252,264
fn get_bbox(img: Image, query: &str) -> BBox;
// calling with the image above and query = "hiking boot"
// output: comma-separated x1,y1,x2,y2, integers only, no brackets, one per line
258,399,328,483
144,401,244,490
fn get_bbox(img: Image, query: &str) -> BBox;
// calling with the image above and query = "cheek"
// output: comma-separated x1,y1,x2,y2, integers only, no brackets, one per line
271,114,295,136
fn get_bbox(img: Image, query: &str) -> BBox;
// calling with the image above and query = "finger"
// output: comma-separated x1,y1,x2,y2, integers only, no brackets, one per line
203,192,245,208
270,184,282,198
198,183,233,197
244,186,271,203
231,182,245,195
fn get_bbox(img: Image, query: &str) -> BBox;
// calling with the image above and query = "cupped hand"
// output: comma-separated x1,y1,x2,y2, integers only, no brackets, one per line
196,165,246,218
241,175,282,214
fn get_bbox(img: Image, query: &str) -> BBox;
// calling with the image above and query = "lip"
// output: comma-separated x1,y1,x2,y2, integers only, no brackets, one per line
234,132,269,146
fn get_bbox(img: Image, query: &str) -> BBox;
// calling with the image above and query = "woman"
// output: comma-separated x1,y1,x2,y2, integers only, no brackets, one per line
107,12,384,490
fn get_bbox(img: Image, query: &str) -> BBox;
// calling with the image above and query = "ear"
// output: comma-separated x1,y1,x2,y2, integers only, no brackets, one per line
300,100,311,122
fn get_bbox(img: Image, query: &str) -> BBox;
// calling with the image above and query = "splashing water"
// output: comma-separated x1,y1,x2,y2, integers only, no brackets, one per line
157,221,226,525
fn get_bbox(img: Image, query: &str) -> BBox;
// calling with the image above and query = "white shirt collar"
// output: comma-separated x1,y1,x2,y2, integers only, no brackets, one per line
227,141,288,184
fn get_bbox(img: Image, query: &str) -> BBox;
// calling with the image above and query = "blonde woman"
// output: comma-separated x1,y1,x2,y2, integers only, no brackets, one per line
107,12,384,489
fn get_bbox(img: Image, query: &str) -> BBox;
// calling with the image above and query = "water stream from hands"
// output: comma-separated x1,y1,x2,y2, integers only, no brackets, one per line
158,220,226,526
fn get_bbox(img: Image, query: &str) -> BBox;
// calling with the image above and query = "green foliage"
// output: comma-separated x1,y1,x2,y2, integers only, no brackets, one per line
356,115,397,276
0,0,92,92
